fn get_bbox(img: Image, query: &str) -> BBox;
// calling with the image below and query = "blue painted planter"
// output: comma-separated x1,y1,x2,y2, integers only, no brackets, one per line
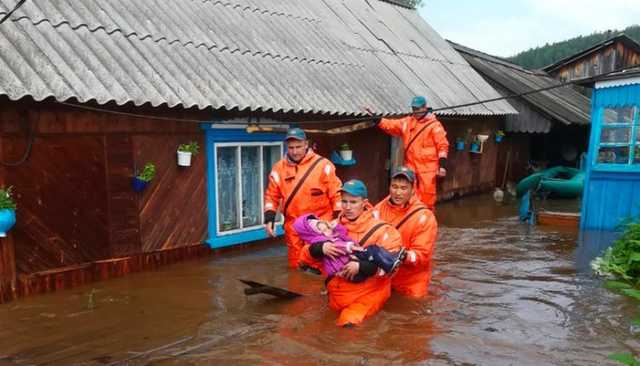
0,209,16,237
132,177,149,192
455,141,465,151
495,135,504,143
470,142,480,153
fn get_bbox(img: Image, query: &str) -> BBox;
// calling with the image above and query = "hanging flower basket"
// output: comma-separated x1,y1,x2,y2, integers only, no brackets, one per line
177,141,199,167
339,143,353,161
132,163,156,192
455,139,465,151
495,130,505,143
0,187,17,237
470,141,481,153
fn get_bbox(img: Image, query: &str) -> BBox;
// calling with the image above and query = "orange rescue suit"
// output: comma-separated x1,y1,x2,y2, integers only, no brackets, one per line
302,205,403,326
374,195,437,298
379,114,449,208
264,150,342,268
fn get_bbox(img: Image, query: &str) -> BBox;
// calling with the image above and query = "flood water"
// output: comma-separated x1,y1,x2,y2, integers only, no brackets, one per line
1,195,638,365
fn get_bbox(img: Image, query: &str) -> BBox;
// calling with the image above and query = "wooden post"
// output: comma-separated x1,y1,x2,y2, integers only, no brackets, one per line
0,130,17,303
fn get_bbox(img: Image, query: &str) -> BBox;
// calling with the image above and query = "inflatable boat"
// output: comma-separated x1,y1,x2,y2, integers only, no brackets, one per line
516,166,584,198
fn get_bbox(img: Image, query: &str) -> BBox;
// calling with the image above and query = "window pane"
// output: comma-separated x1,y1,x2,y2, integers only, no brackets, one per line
263,145,283,222
603,107,635,124
217,146,239,232
597,146,630,164
600,127,631,144
241,146,261,227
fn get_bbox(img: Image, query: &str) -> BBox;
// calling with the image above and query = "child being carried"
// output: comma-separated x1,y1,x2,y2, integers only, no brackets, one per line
293,213,405,282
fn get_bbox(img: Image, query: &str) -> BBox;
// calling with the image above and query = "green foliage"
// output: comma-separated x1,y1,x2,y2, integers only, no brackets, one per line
0,186,17,210
496,130,505,137
390,0,423,8
609,353,640,366
137,163,156,182
339,143,351,151
178,141,199,156
591,221,640,282
508,25,640,69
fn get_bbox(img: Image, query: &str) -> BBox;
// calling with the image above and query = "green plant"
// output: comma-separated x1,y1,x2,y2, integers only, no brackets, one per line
178,141,200,156
339,143,351,151
591,221,640,282
496,130,505,137
609,353,640,366
0,187,17,210
456,137,465,143
136,163,156,182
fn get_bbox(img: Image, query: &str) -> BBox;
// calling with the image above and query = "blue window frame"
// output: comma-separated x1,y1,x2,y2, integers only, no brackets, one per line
203,124,286,248
593,105,640,171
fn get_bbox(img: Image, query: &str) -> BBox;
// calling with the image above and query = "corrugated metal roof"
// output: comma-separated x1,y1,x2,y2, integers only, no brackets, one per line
0,0,517,116
450,41,591,132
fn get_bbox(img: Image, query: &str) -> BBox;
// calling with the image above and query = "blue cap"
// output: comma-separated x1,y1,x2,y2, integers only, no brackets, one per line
411,96,427,108
340,179,368,198
391,166,416,183
285,127,307,141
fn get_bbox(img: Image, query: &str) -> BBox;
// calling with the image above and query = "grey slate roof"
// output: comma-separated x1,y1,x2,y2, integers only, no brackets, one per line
0,0,516,117
450,41,591,133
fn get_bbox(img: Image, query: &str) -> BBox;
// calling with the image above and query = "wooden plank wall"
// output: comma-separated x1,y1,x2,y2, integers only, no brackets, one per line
310,126,391,203
134,134,208,252
0,100,209,301
438,116,501,200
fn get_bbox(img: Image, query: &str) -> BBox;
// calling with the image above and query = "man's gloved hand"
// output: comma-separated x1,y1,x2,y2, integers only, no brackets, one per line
264,210,276,237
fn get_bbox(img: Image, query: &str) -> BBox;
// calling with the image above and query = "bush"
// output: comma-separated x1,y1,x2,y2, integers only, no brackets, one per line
592,221,640,282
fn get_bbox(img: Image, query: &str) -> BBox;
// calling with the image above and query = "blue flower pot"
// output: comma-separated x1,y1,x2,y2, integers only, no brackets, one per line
132,177,149,192
495,135,504,143
455,141,465,151
0,209,16,237
470,143,480,153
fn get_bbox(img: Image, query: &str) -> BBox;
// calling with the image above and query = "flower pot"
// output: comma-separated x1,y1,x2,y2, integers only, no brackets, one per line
0,209,16,237
495,135,504,143
470,142,480,153
132,177,149,192
339,150,353,161
177,151,192,167
455,141,465,151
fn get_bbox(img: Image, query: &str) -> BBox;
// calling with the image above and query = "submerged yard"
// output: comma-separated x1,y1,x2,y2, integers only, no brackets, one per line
0,195,636,365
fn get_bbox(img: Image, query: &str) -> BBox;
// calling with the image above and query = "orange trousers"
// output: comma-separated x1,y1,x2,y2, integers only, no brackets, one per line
327,276,391,326
392,260,433,298
416,170,437,209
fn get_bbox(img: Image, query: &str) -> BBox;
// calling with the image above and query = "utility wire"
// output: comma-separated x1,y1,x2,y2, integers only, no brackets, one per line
0,0,27,25
56,64,639,127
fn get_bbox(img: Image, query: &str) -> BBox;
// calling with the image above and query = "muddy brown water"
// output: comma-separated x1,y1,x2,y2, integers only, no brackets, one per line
1,195,638,365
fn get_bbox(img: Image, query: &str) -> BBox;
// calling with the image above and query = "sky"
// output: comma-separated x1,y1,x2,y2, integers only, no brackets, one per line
419,0,640,58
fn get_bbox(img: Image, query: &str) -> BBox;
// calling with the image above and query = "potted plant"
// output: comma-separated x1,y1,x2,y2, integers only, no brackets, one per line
495,130,505,143
339,142,353,161
0,187,16,237
177,141,199,167
455,137,465,151
132,163,156,192
470,138,481,153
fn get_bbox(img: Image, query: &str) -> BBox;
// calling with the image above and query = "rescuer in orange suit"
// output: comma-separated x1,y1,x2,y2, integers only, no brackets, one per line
303,179,403,327
373,167,438,298
264,128,342,269
368,96,449,209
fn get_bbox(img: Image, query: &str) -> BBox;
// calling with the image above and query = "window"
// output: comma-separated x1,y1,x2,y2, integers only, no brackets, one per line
596,106,640,166
215,142,283,235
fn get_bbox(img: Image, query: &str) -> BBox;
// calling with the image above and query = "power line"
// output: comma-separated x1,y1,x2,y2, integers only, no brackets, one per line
0,0,27,25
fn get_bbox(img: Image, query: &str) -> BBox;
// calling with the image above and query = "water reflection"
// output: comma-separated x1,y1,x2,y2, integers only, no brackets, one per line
0,195,637,365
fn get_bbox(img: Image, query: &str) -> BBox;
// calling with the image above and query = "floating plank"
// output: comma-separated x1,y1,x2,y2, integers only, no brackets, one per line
238,279,303,299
